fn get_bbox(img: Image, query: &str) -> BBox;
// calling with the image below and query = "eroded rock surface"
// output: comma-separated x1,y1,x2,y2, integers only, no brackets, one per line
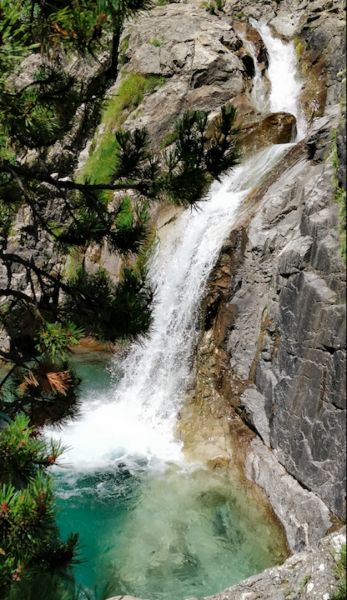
120,3,252,142
199,108,346,524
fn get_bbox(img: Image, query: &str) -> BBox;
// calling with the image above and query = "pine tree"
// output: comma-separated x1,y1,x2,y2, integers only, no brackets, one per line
0,414,78,597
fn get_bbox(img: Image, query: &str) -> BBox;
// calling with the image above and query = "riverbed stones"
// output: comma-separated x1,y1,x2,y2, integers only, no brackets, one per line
106,529,346,600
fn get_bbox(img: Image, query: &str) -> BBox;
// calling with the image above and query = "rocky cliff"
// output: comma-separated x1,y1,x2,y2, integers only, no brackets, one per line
190,0,346,530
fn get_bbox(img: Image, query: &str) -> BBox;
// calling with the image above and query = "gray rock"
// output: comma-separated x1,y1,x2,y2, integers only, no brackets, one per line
201,109,346,522
245,438,332,551
239,387,271,446
190,527,346,600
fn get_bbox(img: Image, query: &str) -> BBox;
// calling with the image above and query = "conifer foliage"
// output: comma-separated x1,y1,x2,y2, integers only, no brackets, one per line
0,414,77,597
0,0,240,595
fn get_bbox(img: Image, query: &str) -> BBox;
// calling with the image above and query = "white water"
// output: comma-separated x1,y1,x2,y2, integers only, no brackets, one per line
48,22,306,474
252,20,307,140
239,32,270,113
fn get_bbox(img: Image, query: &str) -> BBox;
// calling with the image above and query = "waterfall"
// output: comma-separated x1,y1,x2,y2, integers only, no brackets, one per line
49,22,306,475
252,20,307,139
238,31,270,113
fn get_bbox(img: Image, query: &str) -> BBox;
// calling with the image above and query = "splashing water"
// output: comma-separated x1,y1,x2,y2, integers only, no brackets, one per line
49,144,288,474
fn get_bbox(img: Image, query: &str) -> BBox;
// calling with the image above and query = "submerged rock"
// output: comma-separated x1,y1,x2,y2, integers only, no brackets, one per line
107,528,346,599
191,527,346,600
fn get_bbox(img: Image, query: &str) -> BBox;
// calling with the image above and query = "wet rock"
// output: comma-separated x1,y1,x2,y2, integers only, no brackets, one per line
239,111,297,154
245,438,332,551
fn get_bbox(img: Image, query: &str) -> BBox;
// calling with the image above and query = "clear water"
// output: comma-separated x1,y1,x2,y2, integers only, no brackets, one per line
50,21,306,600
54,358,287,600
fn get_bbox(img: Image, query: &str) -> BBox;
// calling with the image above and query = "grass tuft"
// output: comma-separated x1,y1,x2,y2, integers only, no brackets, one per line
77,73,166,189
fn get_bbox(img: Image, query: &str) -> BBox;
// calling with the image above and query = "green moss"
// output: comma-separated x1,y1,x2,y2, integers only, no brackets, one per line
149,37,163,47
332,544,346,600
294,37,305,58
160,129,179,149
103,73,165,130
79,131,119,185
77,73,165,191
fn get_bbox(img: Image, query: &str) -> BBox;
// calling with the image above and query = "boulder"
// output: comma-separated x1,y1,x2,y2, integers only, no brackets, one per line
239,111,297,154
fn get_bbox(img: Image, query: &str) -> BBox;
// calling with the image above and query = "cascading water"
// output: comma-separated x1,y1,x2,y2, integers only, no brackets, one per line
51,145,287,473
252,19,307,139
51,19,306,600
238,31,270,113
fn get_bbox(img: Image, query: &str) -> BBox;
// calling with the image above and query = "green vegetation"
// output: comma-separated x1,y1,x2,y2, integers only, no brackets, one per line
78,73,166,194
63,266,153,340
294,37,305,59
332,544,346,600
102,74,165,130
203,0,225,14
0,415,77,596
149,37,163,47
160,129,179,149
118,34,130,66
299,575,311,591
0,0,240,595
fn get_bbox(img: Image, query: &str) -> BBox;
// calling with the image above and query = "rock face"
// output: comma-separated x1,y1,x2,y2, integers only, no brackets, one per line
239,111,297,154
198,108,346,523
120,2,252,143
